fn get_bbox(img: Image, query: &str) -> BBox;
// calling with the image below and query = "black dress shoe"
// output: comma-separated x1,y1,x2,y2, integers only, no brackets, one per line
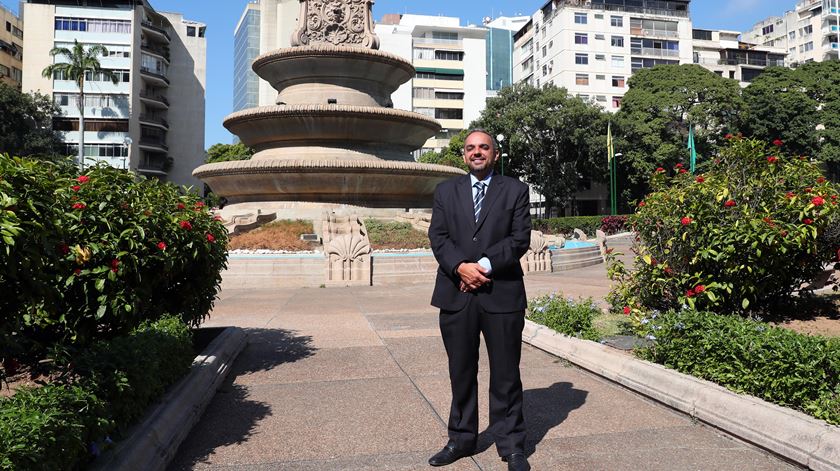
428,442,476,466
502,452,531,471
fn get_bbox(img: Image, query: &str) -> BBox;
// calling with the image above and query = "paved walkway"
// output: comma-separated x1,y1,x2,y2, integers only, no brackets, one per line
170,251,799,470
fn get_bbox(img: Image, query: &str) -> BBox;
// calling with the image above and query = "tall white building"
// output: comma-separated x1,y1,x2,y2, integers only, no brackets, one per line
21,0,206,188
376,14,487,154
513,0,693,110
742,0,840,66
692,29,786,86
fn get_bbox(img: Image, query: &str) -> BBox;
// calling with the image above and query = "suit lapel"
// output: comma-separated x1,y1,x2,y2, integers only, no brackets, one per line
457,175,476,230
475,176,505,234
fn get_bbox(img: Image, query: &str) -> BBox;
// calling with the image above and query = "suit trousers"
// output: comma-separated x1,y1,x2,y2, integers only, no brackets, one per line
439,295,526,456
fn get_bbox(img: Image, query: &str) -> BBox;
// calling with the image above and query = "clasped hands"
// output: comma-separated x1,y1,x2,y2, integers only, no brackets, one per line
457,262,490,293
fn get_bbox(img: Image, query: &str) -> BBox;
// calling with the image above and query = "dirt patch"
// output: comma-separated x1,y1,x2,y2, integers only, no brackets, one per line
776,317,840,338
365,219,430,250
228,219,319,251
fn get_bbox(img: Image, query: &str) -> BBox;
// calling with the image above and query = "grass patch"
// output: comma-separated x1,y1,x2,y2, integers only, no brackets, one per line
365,219,430,250
228,219,318,251
593,311,634,338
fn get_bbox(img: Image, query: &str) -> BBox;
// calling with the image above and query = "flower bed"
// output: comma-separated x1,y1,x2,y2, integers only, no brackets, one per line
527,293,601,341
532,215,629,237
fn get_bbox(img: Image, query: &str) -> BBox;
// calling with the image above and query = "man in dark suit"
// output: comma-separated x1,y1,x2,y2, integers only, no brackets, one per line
427,129,532,471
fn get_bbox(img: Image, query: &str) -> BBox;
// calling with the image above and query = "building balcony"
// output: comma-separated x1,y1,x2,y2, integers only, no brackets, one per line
139,91,169,109
140,67,170,86
565,2,689,18
139,114,169,130
141,20,171,43
631,47,680,58
137,158,169,176
139,137,168,152
630,27,680,39
140,43,170,63
413,37,463,48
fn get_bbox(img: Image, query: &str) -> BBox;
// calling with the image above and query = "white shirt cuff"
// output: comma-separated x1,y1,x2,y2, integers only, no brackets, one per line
477,257,492,275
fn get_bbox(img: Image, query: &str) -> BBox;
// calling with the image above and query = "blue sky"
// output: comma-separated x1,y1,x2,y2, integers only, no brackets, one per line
7,0,797,147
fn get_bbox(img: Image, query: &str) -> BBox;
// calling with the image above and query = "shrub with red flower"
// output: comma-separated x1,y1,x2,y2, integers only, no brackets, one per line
623,306,631,315
176,203,186,210
71,185,81,192
609,137,839,321
72,203,86,210
179,220,193,230
206,233,216,243
773,139,784,147
638,201,646,207
655,167,665,173
76,175,90,184
111,259,120,273
157,241,167,250
725,133,733,139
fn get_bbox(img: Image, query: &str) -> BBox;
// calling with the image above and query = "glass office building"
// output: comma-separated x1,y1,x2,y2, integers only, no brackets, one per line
234,3,260,112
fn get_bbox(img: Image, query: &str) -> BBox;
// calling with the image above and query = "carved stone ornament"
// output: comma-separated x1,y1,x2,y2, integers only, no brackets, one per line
323,212,372,285
520,230,552,274
291,0,381,49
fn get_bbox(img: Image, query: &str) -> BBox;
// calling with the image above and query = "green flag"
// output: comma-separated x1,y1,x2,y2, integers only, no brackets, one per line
688,124,697,174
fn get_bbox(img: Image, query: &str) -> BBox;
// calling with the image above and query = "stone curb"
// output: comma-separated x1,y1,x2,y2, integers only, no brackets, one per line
91,327,248,471
522,320,840,471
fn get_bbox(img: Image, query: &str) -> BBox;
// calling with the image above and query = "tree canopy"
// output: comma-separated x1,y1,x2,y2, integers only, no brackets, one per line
417,130,469,171
206,142,254,163
0,82,63,157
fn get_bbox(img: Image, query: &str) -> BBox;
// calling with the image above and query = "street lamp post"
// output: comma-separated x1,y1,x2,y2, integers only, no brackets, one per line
123,136,132,171
496,133,506,176
612,152,623,215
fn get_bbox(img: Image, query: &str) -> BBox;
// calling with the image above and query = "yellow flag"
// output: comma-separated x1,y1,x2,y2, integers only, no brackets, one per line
607,121,615,163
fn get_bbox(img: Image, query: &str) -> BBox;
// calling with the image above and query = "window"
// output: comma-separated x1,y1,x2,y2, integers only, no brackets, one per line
63,143,128,158
762,24,774,35
6,21,22,39
542,45,547,57
11,67,21,82
789,31,796,40
575,53,588,65
612,76,625,87
610,16,623,27
198,26,206,38
413,107,434,117
54,17,131,34
574,12,587,24
435,91,464,100
435,50,464,61
413,87,434,99
187,26,196,37
578,94,589,100
435,108,463,120
612,96,622,108
595,14,604,19
0,64,8,78
413,48,434,60
693,30,712,41
803,41,814,52
432,31,458,41
611,36,624,47
595,34,605,40
729,71,735,79
595,74,605,80
574,33,588,45
596,95,607,103
575,73,589,85
611,56,624,68
542,64,548,76
595,54,606,61
803,25,813,35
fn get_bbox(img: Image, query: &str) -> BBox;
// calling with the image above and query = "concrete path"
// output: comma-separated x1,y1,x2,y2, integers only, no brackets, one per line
170,256,799,470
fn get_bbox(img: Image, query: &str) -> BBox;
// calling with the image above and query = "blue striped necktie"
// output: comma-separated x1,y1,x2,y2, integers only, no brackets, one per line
473,182,486,222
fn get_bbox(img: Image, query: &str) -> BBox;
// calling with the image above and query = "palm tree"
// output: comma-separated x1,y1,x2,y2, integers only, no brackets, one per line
42,40,119,169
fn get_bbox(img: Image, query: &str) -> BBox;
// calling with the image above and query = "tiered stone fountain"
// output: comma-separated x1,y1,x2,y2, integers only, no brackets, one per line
193,0,464,212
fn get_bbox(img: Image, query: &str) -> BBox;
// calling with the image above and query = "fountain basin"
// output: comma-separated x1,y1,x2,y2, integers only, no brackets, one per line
193,159,465,207
253,45,414,107
224,105,441,161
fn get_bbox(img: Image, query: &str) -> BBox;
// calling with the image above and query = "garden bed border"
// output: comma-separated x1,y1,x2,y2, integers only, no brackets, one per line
522,319,840,471
90,326,247,471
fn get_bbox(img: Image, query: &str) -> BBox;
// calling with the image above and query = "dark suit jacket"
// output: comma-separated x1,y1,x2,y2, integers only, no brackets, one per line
428,174,532,313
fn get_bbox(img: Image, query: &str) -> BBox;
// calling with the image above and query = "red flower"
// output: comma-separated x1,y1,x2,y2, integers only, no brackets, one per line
177,203,186,210
72,203,86,210
179,220,193,230
714,159,721,165
685,289,696,298
679,168,687,174
724,133,733,139
781,230,789,237
214,215,223,221
681,217,692,226
206,233,216,243
71,185,81,192
638,201,646,207
655,167,665,173
74,268,81,276
694,285,706,294
111,259,120,273
724,200,737,208
805,187,813,193
785,191,796,199
763,217,776,227
157,241,167,250
623,306,631,315
812,196,825,206
664,267,674,275
675,163,683,169
773,139,784,147
832,195,838,200
195,201,205,208
767,156,778,164
58,244,70,255
76,175,90,184
695,176,705,183
803,218,814,225
817,177,827,184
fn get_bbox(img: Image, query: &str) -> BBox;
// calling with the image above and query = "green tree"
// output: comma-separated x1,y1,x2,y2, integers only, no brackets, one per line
41,40,118,168
0,82,62,157
206,142,254,163
615,64,745,205
743,61,840,179
417,130,468,171
473,84,608,216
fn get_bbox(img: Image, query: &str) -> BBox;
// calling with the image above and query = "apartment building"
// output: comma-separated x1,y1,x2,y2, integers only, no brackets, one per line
692,29,786,86
0,3,23,89
513,0,693,111
21,0,206,188
743,0,839,66
376,14,487,154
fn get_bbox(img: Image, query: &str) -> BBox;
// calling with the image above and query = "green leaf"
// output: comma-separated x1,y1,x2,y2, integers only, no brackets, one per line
742,298,750,309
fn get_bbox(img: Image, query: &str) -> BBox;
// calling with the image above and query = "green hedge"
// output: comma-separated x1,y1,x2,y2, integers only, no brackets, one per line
0,154,228,360
637,310,840,425
0,316,194,470
533,215,629,237
527,293,601,341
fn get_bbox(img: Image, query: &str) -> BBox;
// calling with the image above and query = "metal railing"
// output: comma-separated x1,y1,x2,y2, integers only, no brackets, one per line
630,27,680,38
557,1,689,18
139,137,168,151
413,37,463,46
141,21,171,41
139,91,169,106
631,47,680,57
141,43,170,62
140,67,170,85
138,114,169,128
